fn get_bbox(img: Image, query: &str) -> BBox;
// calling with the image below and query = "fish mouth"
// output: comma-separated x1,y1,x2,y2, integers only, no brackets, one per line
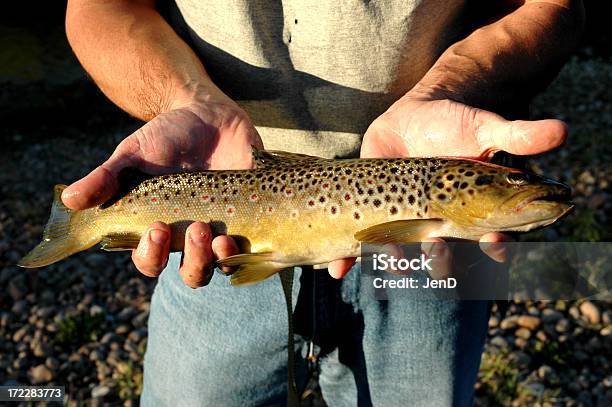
512,189,572,212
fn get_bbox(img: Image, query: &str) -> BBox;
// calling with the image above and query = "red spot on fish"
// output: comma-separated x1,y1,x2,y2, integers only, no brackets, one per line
367,179,374,185
344,193,351,201
201,194,210,202
114,201,121,206
173,208,180,214
267,206,274,213
226,206,236,216
285,189,294,197
250,193,259,201
151,197,158,203
322,183,330,190
308,200,315,207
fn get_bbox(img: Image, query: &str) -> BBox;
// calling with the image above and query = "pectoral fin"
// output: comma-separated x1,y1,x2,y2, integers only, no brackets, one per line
217,253,288,286
100,233,141,251
354,219,443,244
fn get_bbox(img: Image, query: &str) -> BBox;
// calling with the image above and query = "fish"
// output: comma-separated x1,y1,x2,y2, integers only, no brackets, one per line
17,147,573,406
18,147,573,280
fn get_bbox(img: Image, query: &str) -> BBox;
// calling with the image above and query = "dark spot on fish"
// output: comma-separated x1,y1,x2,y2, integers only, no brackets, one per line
363,198,369,205
377,185,384,193
436,182,444,189
445,187,451,193
367,189,374,196
414,174,420,182
335,184,341,190
319,196,326,203
468,189,474,195
128,199,133,203
281,174,287,180
390,206,398,215
475,175,493,186
458,168,465,173
373,199,382,208
437,193,447,200
190,191,196,198
446,174,454,181
397,196,404,203
267,175,274,182
408,195,415,204
465,171,474,177
453,181,460,188
330,206,337,215
164,194,169,200
354,211,361,220
345,168,352,175
390,185,398,193
390,167,398,174
460,182,469,189
384,195,391,202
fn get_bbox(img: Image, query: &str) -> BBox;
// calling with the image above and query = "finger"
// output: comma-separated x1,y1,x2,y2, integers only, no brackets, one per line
179,222,214,288
132,222,171,277
421,238,452,280
62,153,136,210
211,235,240,274
479,233,514,263
478,114,567,157
328,258,356,279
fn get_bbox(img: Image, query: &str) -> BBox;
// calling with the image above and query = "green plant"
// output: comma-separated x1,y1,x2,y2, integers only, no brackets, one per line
54,312,105,346
478,350,521,405
116,361,143,401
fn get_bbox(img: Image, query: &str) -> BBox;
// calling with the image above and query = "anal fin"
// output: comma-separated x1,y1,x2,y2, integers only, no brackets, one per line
217,253,288,286
100,233,141,251
354,219,443,244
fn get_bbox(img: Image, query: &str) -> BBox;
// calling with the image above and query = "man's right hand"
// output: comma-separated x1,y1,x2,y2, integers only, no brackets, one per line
61,99,263,288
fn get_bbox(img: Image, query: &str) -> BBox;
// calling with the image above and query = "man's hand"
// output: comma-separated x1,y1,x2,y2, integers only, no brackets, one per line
62,100,263,288
327,91,567,279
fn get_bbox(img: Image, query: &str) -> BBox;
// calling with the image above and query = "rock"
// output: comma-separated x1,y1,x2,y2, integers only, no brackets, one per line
488,316,499,328
12,326,30,342
603,311,611,325
490,336,508,348
555,318,570,333
11,300,28,315
500,316,518,330
100,332,121,345
8,275,27,301
525,382,545,398
128,329,145,343
115,324,129,335
580,301,601,324
117,307,137,322
513,351,531,367
515,328,532,340
574,350,589,363
535,331,547,341
0,312,11,328
36,306,56,320
90,305,104,316
538,365,554,381
91,384,110,398
89,350,104,362
542,308,563,324
31,340,52,358
45,357,59,371
568,381,581,395
45,322,59,333
517,315,541,330
569,306,581,320
28,364,53,384
132,311,149,327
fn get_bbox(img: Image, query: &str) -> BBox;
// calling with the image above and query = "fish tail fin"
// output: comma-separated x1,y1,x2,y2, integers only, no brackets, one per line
18,185,99,268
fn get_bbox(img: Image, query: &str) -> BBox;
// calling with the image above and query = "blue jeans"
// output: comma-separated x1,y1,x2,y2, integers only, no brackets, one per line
141,253,490,406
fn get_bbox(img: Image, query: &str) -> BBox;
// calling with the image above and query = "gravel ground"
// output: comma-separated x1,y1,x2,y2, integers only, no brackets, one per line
1,20,611,406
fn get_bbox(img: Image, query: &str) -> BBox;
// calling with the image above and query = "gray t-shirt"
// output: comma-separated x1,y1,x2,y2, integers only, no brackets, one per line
165,0,466,158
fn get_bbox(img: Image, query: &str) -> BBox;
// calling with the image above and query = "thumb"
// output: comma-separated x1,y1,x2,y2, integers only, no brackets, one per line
62,153,135,210
477,114,567,157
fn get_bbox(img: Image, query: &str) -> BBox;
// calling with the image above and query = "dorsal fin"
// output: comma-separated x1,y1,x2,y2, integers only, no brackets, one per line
251,145,328,168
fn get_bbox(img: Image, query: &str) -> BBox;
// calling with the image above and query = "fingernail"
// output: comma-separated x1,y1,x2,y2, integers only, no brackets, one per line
423,242,446,258
188,230,207,247
149,229,168,245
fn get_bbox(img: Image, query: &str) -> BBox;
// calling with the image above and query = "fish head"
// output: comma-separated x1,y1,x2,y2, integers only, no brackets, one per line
427,160,573,233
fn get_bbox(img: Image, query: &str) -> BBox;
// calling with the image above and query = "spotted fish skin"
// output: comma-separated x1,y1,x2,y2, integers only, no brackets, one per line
18,150,572,272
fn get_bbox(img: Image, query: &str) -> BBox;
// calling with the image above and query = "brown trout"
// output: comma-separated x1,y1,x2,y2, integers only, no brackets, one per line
18,148,572,406
19,148,572,283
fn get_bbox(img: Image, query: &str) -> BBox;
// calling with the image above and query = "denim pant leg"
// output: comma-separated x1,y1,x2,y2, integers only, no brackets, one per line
319,265,490,407
140,253,304,407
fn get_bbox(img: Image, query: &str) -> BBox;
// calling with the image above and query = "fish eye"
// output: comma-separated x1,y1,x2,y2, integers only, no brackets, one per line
506,172,529,185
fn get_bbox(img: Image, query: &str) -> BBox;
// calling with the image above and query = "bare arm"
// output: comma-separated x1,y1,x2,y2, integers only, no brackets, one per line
412,0,586,111
65,0,260,287
65,0,233,120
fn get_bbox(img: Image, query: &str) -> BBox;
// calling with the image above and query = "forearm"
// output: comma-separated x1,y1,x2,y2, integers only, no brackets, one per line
411,0,585,111
66,0,232,121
